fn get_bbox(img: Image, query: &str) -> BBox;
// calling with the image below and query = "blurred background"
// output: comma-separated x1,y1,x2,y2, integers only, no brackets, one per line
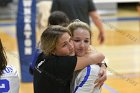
0,0,140,93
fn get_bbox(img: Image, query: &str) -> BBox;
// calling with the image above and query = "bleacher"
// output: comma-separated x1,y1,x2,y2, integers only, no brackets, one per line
0,0,18,19
0,0,139,19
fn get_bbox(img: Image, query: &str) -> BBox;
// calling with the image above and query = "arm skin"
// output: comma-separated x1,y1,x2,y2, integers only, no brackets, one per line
95,63,107,87
75,51,105,71
89,11,105,44
88,45,107,87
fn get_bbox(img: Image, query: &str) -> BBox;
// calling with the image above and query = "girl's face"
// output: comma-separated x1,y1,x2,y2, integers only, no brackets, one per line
72,28,90,57
54,32,74,56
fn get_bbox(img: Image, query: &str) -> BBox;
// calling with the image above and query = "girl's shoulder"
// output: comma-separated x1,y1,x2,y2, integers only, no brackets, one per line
2,65,18,77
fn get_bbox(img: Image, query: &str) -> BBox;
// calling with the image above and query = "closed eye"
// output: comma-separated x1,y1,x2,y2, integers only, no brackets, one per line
73,40,80,42
84,40,89,43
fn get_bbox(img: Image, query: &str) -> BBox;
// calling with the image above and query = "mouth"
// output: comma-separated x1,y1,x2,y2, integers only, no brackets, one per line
77,49,84,52
76,51,85,56
76,49,85,55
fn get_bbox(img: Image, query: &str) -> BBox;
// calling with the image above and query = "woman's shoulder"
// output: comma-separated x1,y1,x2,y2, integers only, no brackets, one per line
38,53,77,63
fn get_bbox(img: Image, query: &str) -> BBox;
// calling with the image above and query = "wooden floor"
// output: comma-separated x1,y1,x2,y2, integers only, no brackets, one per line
0,6,140,93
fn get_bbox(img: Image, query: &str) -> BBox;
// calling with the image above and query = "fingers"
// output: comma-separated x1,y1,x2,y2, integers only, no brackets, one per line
100,83,104,88
95,74,106,87
99,70,107,82
98,68,104,77
94,76,106,87
94,68,107,87
98,35,104,44
98,32,105,44
95,81,104,88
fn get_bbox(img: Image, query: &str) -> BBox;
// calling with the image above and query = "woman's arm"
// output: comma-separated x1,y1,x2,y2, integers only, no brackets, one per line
75,52,104,71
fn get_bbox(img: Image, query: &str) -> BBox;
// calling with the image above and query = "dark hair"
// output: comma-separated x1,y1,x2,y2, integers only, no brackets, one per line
0,39,7,76
48,11,70,27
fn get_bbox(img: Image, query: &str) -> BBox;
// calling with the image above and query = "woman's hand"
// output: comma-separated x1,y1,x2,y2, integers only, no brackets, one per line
94,65,107,87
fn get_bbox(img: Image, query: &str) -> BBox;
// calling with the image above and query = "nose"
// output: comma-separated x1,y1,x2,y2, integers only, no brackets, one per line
79,41,85,48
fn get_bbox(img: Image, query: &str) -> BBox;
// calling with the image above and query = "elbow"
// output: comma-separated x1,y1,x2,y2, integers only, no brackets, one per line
99,53,105,63
100,53,105,63
97,53,105,63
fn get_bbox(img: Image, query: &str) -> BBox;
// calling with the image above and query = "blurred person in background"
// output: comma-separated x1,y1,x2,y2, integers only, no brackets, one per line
37,1,51,31
137,2,140,15
51,0,105,44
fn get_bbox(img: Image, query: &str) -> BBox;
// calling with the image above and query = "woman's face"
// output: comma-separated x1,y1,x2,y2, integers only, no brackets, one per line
54,32,74,56
72,28,90,57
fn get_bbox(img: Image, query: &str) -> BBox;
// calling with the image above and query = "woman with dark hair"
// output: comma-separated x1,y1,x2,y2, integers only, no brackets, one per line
0,39,20,93
0,39,7,76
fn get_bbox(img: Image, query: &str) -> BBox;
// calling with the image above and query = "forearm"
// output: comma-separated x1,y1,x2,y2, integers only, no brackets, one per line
90,53,105,64
75,53,104,71
88,46,105,65
93,18,104,34
90,11,104,33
